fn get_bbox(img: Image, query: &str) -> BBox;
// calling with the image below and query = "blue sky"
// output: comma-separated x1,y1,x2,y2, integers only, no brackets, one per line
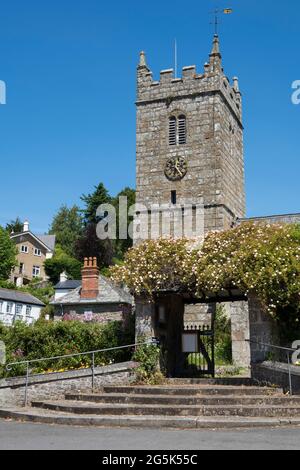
0,0,299,233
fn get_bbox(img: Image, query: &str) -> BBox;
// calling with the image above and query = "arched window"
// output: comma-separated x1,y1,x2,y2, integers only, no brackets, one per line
168,114,186,146
178,115,186,145
169,116,177,146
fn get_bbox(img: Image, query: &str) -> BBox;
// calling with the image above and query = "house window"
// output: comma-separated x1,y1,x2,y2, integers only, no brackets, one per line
6,302,13,314
34,248,41,256
15,304,23,315
32,266,41,278
169,114,186,145
21,245,28,254
169,116,177,146
19,263,24,274
0,301,3,314
26,305,32,317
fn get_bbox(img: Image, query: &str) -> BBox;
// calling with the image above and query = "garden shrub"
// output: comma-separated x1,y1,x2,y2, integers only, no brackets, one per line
133,341,165,384
0,318,135,378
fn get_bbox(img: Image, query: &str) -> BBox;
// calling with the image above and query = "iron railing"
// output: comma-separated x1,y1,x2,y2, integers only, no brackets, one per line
5,339,159,407
246,339,299,395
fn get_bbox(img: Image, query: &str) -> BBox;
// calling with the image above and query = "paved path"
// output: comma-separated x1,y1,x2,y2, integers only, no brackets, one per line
0,419,300,450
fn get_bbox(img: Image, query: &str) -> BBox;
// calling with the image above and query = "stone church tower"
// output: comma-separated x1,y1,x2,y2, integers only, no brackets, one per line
135,35,245,238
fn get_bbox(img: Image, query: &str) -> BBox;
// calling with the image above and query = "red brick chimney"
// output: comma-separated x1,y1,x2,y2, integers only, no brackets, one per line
80,257,99,300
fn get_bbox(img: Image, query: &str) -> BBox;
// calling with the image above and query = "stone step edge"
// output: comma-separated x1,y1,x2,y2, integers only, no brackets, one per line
101,384,283,393
65,393,293,402
1,408,300,430
31,400,300,412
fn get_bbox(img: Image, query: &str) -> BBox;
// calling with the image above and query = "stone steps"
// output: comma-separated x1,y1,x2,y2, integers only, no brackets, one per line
102,385,282,396
2,407,300,429
31,399,300,418
65,392,300,406
167,378,254,386
2,382,300,428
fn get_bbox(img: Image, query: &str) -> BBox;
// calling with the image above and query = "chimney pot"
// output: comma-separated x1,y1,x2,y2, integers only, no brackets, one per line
81,257,99,300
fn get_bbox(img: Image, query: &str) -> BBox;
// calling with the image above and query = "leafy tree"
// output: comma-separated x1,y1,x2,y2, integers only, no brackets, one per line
112,187,136,258
75,223,114,269
80,183,111,225
0,227,17,280
49,205,83,257
44,246,82,284
6,217,23,234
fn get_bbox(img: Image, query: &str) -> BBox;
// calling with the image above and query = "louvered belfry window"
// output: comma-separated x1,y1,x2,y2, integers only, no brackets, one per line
178,115,186,144
169,116,177,146
169,115,186,145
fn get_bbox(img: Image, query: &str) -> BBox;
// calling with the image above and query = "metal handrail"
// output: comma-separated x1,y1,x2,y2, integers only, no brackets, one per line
5,338,159,407
246,339,299,395
246,339,296,353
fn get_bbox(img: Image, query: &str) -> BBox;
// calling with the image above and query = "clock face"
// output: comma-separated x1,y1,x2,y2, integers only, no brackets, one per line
164,156,187,181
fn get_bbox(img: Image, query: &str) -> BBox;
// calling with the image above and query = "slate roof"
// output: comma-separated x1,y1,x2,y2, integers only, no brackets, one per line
0,288,45,306
51,275,133,306
54,280,82,290
37,234,56,251
11,232,56,252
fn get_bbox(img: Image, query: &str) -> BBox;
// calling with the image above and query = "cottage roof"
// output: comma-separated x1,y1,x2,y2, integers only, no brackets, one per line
0,288,45,306
51,275,133,306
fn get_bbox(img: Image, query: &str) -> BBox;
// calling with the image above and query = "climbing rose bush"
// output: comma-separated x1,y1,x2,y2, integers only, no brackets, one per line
191,223,300,317
110,223,300,319
109,238,193,295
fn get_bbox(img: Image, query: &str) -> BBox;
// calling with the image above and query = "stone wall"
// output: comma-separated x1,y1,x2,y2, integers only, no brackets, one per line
238,213,300,225
135,298,156,341
252,361,300,395
135,39,245,241
54,304,132,325
0,361,138,407
229,295,278,369
248,295,278,363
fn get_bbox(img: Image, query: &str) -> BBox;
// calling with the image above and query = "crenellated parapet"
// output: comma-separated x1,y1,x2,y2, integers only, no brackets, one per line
137,36,242,124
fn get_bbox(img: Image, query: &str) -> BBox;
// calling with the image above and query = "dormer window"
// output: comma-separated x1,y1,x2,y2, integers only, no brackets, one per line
169,115,186,145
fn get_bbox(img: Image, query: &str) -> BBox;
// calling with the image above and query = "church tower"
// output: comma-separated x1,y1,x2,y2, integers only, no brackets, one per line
135,35,245,237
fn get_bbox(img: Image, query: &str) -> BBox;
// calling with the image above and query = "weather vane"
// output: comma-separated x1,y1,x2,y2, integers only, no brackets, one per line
211,7,233,35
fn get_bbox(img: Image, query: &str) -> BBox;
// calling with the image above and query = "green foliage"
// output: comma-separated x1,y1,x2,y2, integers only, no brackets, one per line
0,319,134,378
74,223,114,268
112,187,136,258
111,223,300,323
44,246,82,284
133,342,164,384
80,182,111,225
0,280,17,289
20,282,55,305
5,217,23,234
110,238,193,296
49,205,83,257
214,306,232,365
0,227,17,280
